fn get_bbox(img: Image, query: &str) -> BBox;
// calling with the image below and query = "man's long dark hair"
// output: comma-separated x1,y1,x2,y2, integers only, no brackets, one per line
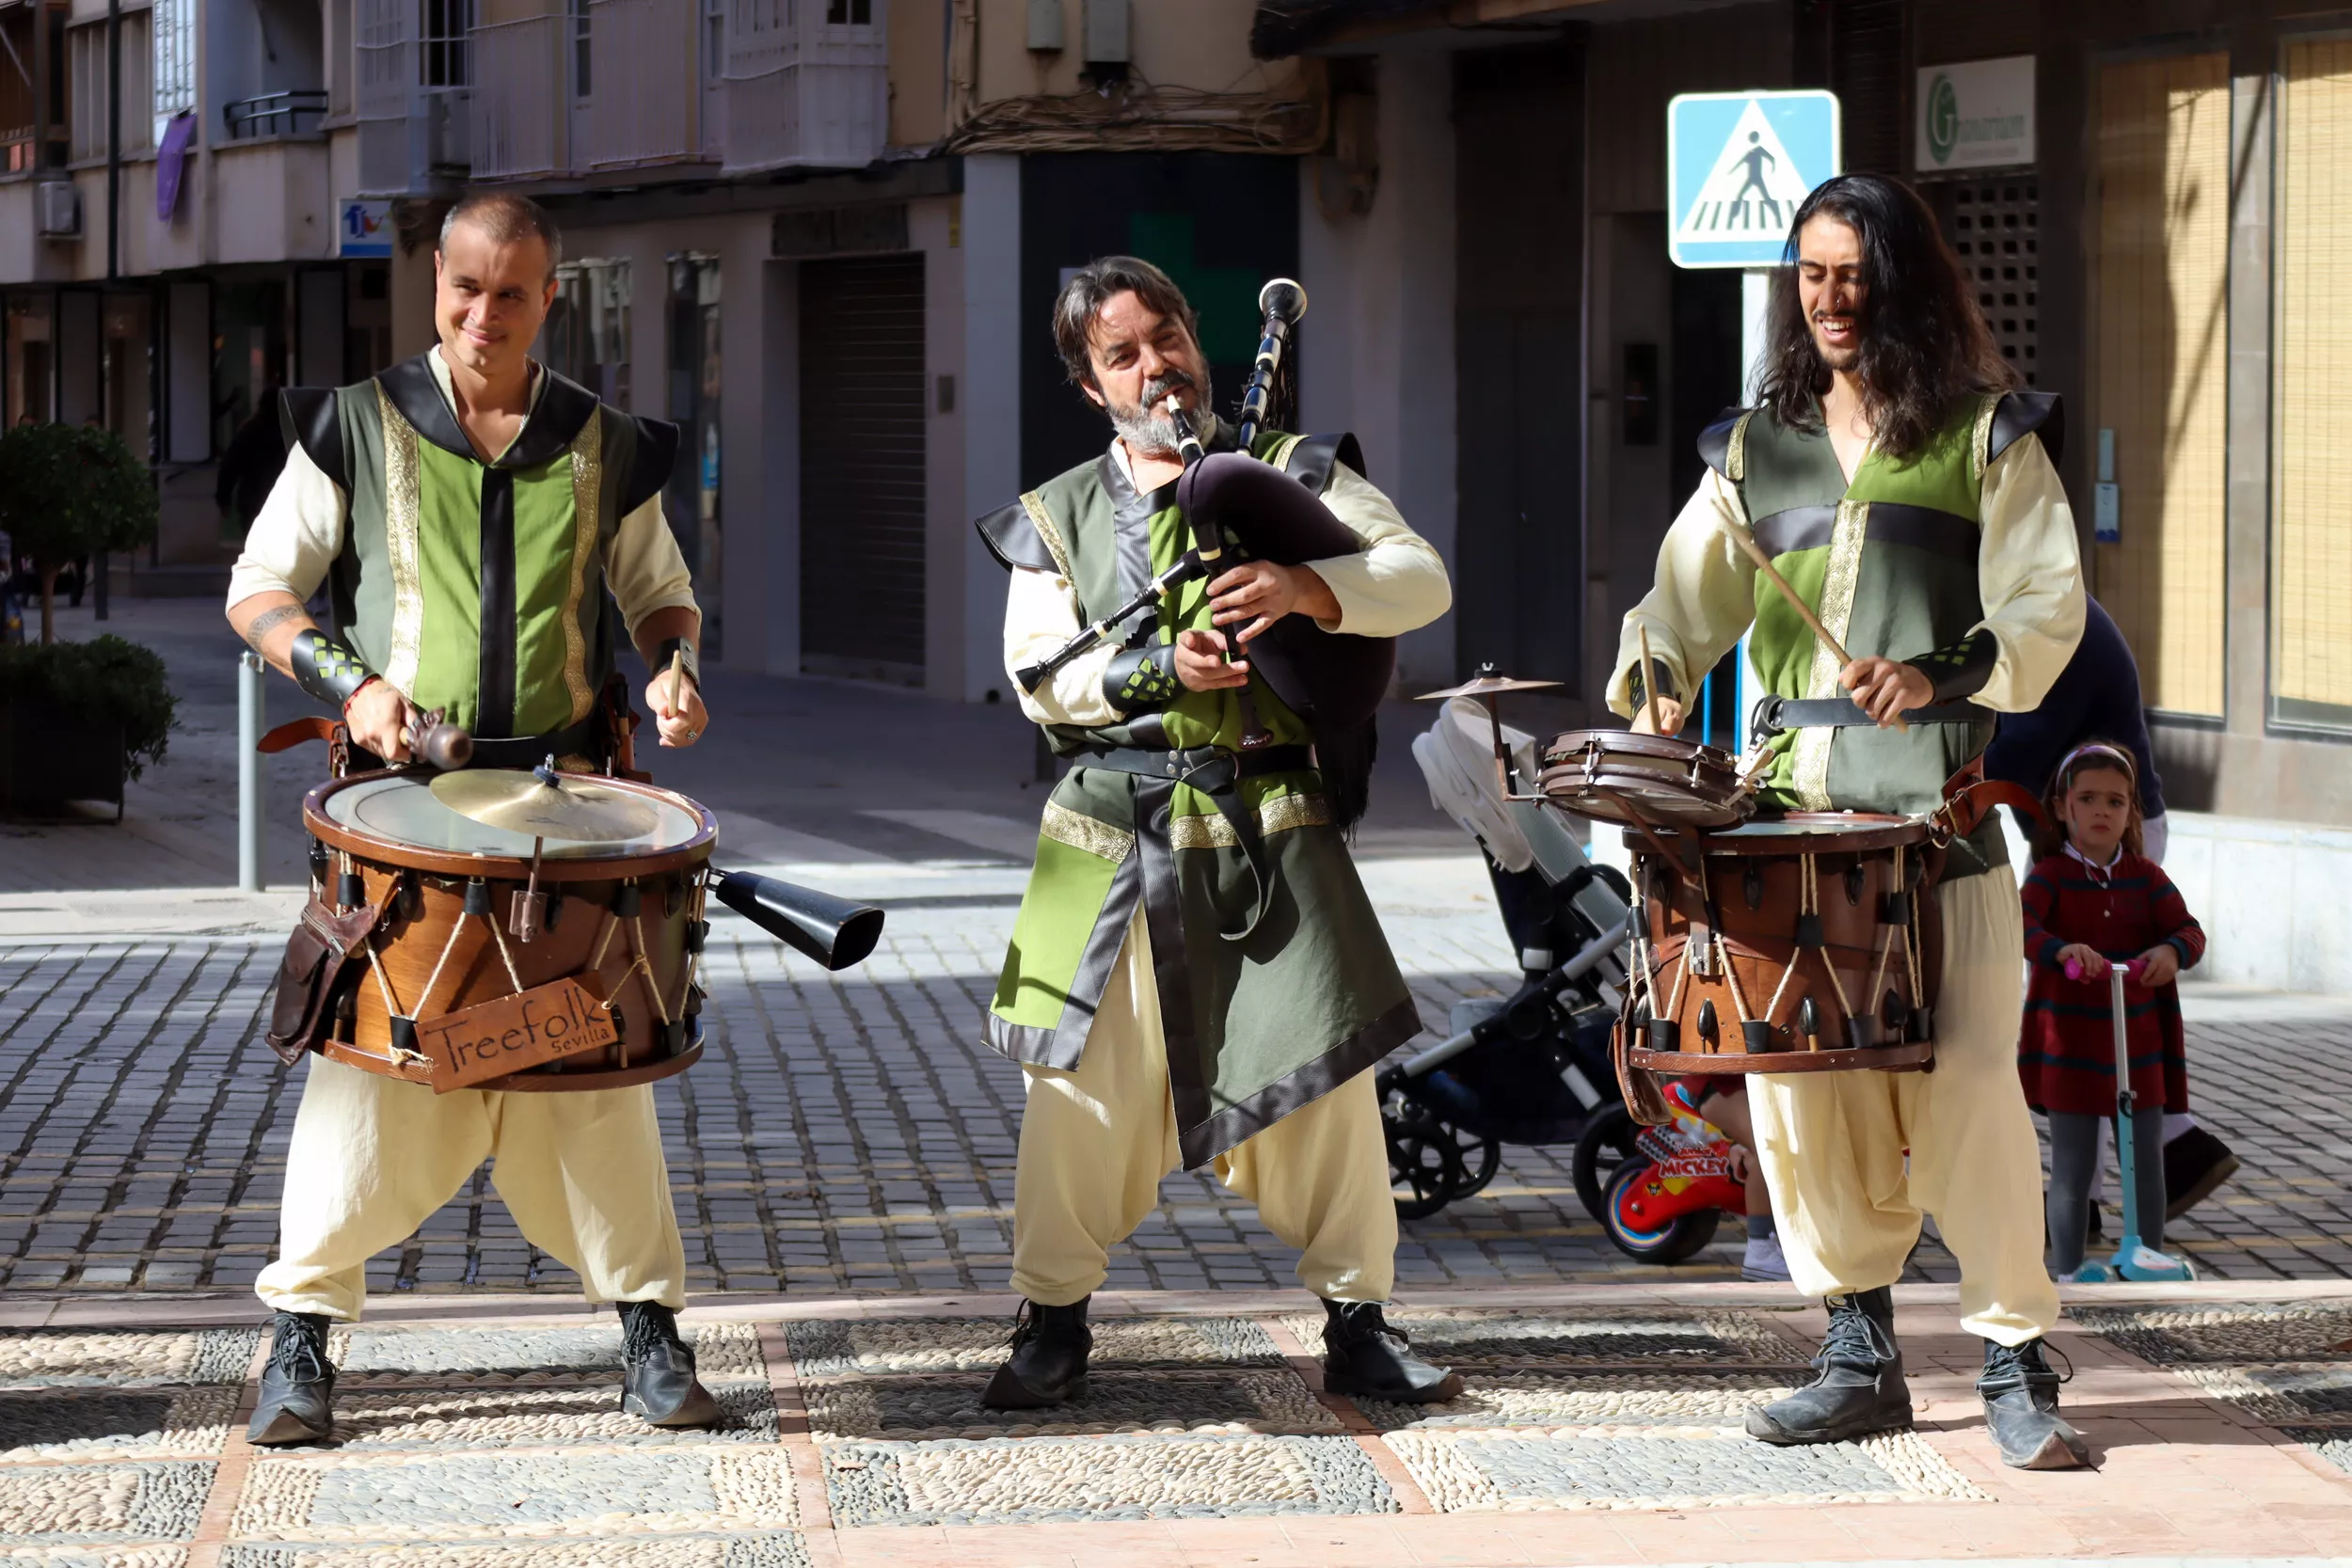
1758,173,2013,462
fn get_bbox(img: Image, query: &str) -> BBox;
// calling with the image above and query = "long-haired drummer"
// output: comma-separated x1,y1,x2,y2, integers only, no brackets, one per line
224,194,719,1444
1618,175,2090,1469
971,258,1460,1407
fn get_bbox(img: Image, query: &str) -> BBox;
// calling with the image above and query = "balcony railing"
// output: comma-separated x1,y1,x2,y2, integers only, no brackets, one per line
469,12,567,180
720,0,883,173
224,89,329,138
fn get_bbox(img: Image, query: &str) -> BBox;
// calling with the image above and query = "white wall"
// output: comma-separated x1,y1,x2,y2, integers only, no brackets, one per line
1296,48,1457,694
961,153,1021,703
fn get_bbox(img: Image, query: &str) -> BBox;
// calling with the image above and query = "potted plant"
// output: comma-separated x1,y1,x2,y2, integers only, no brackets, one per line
0,423,174,818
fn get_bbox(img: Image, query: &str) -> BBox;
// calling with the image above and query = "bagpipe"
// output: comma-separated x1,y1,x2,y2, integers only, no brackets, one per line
1012,277,1396,825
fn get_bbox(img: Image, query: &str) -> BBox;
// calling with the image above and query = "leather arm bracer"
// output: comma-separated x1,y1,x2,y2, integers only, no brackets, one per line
1904,628,1998,703
291,628,379,710
1627,661,1678,715
1104,642,1183,715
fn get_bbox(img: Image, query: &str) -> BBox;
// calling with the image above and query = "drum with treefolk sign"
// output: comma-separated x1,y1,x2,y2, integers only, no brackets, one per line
295,770,716,1091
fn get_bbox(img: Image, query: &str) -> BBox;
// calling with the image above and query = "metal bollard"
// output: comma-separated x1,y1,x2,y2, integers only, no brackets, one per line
238,652,265,893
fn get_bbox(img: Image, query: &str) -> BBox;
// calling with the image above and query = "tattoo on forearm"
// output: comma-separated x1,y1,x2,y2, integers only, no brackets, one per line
242,603,310,653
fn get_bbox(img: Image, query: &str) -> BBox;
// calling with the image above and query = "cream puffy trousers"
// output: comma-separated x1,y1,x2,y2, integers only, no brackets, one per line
1750,864,2059,1346
254,1055,689,1321
1009,909,1399,1307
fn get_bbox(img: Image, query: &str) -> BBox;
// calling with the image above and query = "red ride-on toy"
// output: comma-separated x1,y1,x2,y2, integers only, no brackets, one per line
1578,1080,1748,1264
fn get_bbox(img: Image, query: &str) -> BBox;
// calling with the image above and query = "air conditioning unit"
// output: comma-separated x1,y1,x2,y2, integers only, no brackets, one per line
36,181,81,238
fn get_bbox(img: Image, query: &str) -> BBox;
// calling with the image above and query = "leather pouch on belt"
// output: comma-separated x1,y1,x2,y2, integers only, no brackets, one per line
265,896,387,1065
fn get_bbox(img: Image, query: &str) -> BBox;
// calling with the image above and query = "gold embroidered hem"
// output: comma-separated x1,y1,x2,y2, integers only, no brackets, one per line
376,384,426,697
1019,491,1073,580
1041,800,1135,863
1792,497,1870,811
1168,793,1334,850
561,413,604,723
1725,411,1755,483
1969,393,2000,482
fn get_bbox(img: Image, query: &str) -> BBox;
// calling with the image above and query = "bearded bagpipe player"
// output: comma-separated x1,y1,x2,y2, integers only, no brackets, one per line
971,257,1461,1406
226,192,879,1445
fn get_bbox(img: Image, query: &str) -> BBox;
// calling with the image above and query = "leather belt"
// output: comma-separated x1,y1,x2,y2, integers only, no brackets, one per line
1073,744,1316,942
1752,694,1993,739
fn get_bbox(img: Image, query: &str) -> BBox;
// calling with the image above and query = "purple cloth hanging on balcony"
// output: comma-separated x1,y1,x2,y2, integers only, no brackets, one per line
156,113,197,221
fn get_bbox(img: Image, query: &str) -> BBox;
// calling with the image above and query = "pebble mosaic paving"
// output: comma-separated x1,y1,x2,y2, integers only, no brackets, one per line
2076,1300,2352,1483
0,1307,2061,1553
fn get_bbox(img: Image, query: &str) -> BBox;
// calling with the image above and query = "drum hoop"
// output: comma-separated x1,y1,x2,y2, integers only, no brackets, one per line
303,769,718,881
1686,813,1930,856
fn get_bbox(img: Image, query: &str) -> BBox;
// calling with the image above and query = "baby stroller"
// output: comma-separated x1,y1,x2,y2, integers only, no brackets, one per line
1385,692,1634,1218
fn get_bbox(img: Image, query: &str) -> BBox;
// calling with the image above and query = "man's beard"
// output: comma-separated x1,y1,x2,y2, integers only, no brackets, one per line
1105,368,1213,456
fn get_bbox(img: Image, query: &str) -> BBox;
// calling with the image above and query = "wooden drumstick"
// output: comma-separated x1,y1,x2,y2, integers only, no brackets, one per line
666,649,687,726
1722,520,1909,735
1638,626,1661,735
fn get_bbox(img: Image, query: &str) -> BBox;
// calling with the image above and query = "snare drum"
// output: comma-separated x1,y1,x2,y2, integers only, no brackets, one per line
1623,814,1945,1081
299,770,717,1091
1537,729,1755,831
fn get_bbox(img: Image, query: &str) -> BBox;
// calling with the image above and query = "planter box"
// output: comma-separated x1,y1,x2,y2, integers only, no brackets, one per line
0,695,125,819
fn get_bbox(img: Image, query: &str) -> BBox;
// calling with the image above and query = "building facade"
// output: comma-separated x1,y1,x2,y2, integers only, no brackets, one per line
8,0,2352,835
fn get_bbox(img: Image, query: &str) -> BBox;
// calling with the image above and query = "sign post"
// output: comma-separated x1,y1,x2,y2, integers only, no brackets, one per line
1666,88,1841,751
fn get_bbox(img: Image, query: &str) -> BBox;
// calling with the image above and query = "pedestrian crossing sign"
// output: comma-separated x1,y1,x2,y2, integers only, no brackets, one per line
1668,89,1841,268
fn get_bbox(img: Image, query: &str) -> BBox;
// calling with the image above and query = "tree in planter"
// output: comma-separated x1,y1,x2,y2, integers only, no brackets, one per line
0,422,159,643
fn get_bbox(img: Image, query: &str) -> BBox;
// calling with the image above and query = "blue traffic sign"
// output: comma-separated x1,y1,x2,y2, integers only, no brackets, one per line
1667,90,1841,268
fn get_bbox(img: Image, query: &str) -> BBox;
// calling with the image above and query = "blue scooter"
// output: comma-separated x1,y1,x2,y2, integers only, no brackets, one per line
2068,956,2194,1284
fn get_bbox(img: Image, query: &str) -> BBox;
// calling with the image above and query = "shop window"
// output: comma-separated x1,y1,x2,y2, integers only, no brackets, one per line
2092,51,2229,720
2273,36,2352,730
543,257,631,409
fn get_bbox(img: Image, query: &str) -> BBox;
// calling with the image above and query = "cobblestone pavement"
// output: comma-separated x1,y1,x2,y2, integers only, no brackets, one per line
5,878,2352,1299
7,1291,2352,1562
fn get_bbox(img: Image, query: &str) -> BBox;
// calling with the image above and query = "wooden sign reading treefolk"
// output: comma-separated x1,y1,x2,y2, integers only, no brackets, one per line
418,975,619,1091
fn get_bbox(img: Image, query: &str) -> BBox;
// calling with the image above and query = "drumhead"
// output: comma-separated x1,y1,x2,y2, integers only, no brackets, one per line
1696,811,1930,854
321,774,707,861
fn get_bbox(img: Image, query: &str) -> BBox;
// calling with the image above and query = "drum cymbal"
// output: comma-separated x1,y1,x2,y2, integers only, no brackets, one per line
1416,673,1565,702
429,769,662,844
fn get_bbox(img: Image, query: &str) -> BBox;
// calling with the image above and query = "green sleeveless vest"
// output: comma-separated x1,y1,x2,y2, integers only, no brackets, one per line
281,354,677,739
1706,393,2023,876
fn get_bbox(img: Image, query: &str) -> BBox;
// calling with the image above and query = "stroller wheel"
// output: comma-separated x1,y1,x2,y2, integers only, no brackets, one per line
1384,1094,1502,1220
1572,1104,1642,1224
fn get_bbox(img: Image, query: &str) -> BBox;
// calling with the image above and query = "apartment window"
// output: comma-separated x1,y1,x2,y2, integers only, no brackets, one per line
423,0,470,87
570,0,591,98
151,0,193,139
71,13,156,164
822,0,868,23
702,0,723,83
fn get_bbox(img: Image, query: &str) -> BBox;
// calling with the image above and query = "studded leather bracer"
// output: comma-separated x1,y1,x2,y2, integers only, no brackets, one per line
1628,661,1678,716
291,628,380,710
1104,642,1183,715
1904,628,1997,702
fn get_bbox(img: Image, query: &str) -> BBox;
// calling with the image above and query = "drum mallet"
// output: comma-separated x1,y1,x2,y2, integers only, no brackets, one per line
1722,521,1909,735
1637,626,1662,736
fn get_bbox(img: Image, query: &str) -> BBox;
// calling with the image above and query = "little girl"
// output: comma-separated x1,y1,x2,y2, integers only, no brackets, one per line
2019,742,2206,1276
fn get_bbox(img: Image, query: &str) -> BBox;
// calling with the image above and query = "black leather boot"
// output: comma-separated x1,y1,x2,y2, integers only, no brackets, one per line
1979,1337,2091,1470
246,1310,336,1446
982,1298,1092,1409
1321,1300,1463,1404
618,1301,721,1428
1744,1286,1911,1445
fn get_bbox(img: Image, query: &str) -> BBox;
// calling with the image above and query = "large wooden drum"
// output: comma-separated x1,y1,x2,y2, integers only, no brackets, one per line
1623,813,1944,1079
301,770,716,1092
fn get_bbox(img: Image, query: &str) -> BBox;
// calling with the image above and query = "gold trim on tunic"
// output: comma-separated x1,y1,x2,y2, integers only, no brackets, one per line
562,413,603,723
376,384,426,698
1019,491,1073,580
1726,411,1754,483
1040,800,1134,863
1168,793,1334,850
1970,393,1999,483
1791,497,1870,811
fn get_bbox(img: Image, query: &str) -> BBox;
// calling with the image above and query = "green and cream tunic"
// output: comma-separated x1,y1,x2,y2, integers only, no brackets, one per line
228,349,692,742
977,420,1453,1167
1614,392,2085,877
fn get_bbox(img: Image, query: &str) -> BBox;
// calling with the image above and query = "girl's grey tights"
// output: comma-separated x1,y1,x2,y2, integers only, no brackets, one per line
2045,1110,2165,1274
